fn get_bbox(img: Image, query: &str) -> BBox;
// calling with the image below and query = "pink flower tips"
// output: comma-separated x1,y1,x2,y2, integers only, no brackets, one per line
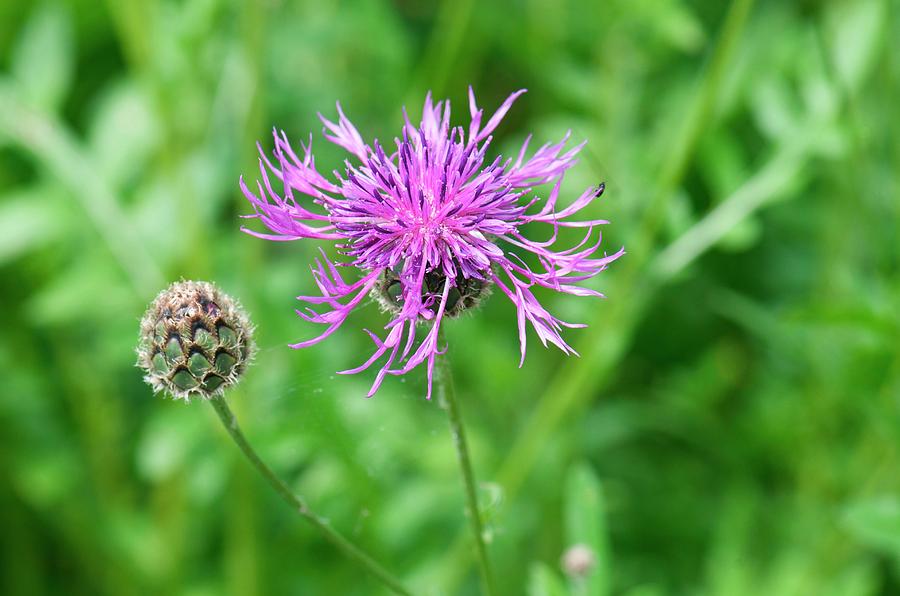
240,89,623,399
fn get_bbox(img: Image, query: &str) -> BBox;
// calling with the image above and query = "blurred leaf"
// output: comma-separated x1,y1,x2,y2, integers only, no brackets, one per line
842,497,900,557
663,191,696,240
797,32,839,124
822,561,879,596
717,214,761,252
0,84,165,296
136,405,207,482
620,586,665,596
9,448,80,509
751,78,800,142
699,130,750,198
825,0,885,92
106,509,167,582
130,176,188,266
564,463,609,596
10,3,73,111
633,0,705,53
654,144,809,279
0,186,65,264
528,562,569,596
88,82,160,188
757,548,819,596
26,251,135,325
703,492,757,596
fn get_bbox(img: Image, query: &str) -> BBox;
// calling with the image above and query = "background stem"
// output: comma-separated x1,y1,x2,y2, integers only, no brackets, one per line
208,395,413,596
436,336,496,596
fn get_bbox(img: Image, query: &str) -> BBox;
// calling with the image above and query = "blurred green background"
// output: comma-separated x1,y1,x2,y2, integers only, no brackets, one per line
1,0,898,594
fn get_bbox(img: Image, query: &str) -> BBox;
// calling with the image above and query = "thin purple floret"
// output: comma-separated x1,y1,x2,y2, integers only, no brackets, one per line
240,88,624,399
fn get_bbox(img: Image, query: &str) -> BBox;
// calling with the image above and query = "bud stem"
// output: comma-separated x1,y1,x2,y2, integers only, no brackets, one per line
436,331,496,596
208,395,413,596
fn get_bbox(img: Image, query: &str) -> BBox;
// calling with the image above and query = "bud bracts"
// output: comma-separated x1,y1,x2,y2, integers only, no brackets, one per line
138,281,253,400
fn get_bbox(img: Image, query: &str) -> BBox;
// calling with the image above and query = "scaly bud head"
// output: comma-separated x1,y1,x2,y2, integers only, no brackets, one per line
137,280,254,400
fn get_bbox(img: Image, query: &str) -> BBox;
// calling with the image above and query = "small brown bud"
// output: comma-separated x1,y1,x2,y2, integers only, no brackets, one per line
561,543,596,578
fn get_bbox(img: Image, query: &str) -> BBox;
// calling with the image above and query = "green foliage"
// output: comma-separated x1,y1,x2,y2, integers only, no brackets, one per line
10,3,73,111
843,498,900,560
564,464,609,596
529,563,569,596
1,0,898,595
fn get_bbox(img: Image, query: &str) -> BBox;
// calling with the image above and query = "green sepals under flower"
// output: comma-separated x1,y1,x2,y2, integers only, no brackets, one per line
375,266,492,320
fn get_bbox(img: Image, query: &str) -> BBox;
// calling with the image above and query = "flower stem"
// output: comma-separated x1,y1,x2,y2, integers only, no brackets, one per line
436,336,496,596
208,395,413,596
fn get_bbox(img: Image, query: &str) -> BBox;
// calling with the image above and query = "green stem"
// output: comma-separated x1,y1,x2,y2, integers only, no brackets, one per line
436,336,496,596
208,395,413,596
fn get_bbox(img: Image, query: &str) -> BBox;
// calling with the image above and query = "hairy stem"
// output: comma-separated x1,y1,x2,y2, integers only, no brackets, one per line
436,336,496,596
208,395,412,596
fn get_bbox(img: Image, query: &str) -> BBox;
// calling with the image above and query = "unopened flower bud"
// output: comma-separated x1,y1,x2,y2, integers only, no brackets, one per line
561,543,596,578
137,280,253,400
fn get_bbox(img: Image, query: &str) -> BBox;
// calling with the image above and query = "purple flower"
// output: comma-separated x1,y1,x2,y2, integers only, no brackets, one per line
240,89,623,399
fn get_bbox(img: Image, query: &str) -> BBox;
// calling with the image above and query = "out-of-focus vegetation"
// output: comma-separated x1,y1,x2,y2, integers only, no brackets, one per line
1,0,898,594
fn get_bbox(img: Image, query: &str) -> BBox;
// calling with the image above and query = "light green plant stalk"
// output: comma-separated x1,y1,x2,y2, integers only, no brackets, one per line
208,395,413,596
436,331,496,596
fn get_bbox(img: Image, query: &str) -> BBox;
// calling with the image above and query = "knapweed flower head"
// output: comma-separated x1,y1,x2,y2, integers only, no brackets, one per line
137,280,254,400
241,88,623,399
